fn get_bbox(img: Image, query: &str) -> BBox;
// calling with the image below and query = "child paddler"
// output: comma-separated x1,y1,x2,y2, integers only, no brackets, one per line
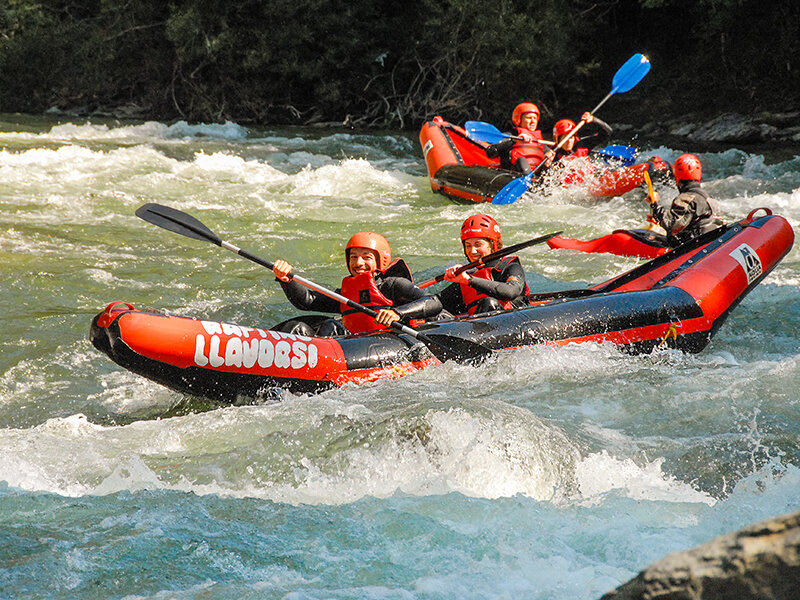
272,232,427,336
374,214,530,327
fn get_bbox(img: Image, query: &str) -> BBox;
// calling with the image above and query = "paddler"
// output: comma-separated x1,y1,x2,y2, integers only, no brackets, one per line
374,214,529,326
551,112,612,160
541,112,613,183
485,102,547,173
272,232,427,335
649,153,724,246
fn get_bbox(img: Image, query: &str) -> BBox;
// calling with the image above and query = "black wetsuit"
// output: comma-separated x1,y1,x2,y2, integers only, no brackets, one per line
651,180,724,246
393,256,528,320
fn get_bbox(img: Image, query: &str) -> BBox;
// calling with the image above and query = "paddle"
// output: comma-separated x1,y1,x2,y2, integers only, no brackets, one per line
134,203,493,365
465,121,555,146
417,230,562,289
642,170,662,231
492,53,652,205
595,144,638,166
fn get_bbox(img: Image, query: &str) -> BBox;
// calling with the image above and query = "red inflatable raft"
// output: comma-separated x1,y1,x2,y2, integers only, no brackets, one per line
420,116,657,204
91,210,793,402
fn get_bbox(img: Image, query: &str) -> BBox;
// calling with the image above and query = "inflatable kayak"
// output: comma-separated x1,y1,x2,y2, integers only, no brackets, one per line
547,229,671,258
419,116,661,204
90,210,793,402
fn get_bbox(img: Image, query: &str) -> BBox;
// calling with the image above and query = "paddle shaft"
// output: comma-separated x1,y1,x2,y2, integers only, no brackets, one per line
642,170,661,231
417,231,561,288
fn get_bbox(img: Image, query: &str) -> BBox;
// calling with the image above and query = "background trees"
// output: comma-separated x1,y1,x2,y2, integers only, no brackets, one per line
0,0,797,128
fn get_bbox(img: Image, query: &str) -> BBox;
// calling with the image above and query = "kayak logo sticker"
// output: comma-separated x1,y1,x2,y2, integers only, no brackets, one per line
729,243,762,285
422,139,433,158
194,321,319,370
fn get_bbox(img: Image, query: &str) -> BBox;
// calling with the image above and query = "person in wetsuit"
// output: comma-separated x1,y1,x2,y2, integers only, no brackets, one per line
374,214,529,327
551,112,612,159
484,102,547,173
272,232,427,336
650,153,724,247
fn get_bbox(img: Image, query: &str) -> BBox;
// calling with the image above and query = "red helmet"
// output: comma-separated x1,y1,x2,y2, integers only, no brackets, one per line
512,103,540,127
460,214,502,250
345,232,391,271
553,118,576,140
673,153,702,182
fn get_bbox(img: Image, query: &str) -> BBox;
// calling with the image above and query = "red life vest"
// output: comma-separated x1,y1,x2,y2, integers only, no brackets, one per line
510,127,545,169
458,256,530,315
339,271,395,333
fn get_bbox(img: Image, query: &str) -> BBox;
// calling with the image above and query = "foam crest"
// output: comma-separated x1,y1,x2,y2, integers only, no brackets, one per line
290,157,410,198
575,450,715,505
36,120,249,141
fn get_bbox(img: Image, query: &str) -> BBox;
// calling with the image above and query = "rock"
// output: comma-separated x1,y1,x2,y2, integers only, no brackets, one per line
600,510,800,600
686,113,774,144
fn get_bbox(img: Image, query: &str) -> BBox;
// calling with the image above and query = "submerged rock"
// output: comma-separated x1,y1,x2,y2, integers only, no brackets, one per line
600,510,800,600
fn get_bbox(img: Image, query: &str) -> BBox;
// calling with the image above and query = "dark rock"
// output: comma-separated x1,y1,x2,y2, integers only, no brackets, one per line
600,510,800,600
686,113,775,144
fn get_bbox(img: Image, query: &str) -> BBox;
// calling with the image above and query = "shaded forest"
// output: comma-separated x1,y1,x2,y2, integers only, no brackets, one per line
0,0,797,129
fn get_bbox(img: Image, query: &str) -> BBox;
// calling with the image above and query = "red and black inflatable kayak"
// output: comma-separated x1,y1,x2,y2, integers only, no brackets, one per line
91,210,793,401
547,228,671,259
419,116,658,204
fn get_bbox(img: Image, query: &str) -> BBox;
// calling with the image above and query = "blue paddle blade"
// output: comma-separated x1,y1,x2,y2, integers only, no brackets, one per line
465,121,507,144
595,144,638,166
612,54,651,94
491,173,533,205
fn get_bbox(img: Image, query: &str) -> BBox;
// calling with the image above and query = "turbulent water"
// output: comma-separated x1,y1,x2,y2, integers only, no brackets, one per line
1,113,799,599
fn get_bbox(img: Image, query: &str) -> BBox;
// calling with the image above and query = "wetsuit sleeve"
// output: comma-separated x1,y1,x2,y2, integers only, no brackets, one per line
277,279,341,313
485,137,515,159
379,277,428,304
577,117,612,151
652,192,696,237
374,276,443,321
391,295,444,320
392,281,472,320
466,261,526,301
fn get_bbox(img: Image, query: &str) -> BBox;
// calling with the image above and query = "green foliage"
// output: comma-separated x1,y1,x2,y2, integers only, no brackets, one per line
0,0,797,127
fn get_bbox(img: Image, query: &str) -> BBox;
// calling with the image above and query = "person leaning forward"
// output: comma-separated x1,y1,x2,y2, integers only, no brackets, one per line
650,153,724,247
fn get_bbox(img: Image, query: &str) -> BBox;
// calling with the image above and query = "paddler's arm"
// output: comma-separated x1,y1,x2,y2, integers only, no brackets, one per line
374,276,441,326
578,114,612,151
273,259,340,313
485,137,515,158
462,261,526,301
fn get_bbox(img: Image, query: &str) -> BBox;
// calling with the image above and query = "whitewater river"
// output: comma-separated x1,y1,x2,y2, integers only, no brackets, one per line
1,114,799,599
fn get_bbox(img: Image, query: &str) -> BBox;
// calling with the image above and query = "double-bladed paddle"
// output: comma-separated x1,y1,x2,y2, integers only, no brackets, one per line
464,121,554,146
417,230,562,289
135,203,493,365
492,53,652,205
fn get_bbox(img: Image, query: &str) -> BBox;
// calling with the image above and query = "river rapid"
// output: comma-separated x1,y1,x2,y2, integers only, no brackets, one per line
1,114,799,599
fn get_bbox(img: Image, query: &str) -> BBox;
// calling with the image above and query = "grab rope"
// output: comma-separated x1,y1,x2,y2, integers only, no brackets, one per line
658,319,683,349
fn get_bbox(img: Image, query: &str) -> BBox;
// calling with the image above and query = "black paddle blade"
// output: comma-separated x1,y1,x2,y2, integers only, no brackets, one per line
135,203,222,246
421,333,494,365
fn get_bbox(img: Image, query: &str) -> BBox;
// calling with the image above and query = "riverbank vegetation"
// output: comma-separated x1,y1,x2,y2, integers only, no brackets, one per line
1,0,797,129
